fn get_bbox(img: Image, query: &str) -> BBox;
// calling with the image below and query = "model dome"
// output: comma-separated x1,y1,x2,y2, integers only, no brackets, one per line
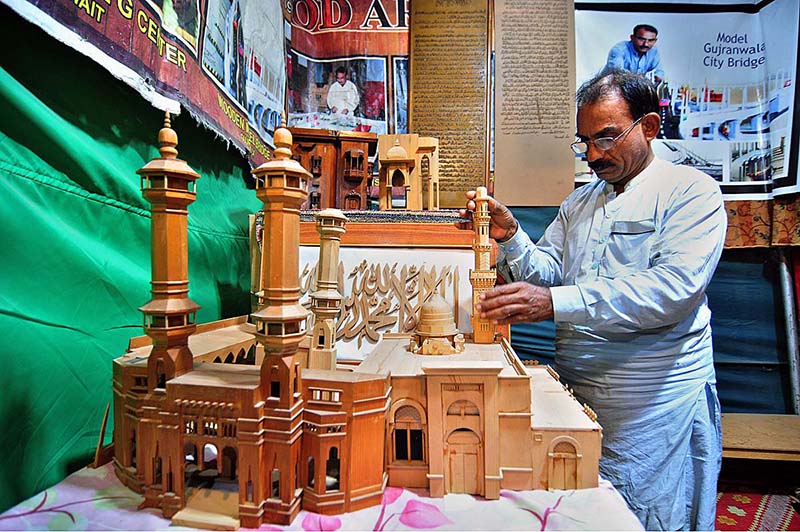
386,139,408,160
415,295,458,337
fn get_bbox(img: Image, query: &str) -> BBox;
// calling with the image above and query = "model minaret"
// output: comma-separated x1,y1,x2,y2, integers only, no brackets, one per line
469,186,496,344
137,112,200,389
249,117,310,524
308,209,347,370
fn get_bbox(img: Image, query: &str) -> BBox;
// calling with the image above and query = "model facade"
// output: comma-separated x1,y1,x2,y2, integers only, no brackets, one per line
288,127,377,210
112,116,601,530
377,133,440,210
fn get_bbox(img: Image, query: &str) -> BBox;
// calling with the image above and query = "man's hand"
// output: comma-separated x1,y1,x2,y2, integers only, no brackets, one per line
476,282,553,324
331,106,338,113
342,109,349,115
455,190,519,242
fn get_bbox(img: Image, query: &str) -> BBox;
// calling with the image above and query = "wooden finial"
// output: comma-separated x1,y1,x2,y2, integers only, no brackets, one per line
158,111,178,160
272,112,292,160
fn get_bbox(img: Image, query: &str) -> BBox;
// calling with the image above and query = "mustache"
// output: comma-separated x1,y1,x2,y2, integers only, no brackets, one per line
589,161,612,172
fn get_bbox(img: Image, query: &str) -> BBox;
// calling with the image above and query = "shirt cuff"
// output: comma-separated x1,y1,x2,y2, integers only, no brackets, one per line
550,285,586,324
497,227,530,257
496,229,533,282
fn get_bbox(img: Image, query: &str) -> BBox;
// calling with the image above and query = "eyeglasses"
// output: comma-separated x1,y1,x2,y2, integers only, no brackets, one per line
571,116,644,155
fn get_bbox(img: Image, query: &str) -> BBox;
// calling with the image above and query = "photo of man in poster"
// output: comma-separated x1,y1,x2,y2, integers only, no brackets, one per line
327,66,360,116
287,54,388,134
606,24,665,83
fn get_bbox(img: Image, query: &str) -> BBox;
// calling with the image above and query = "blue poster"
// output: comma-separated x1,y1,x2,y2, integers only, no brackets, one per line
576,0,799,199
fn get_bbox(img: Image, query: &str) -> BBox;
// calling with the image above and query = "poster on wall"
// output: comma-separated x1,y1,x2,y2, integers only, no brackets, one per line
575,0,799,200
284,0,410,135
3,0,285,165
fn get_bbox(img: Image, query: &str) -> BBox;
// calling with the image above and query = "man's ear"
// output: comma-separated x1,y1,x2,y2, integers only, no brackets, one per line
641,112,661,141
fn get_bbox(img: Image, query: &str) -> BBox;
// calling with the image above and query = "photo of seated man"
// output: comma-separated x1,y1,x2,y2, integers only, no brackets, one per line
327,66,360,116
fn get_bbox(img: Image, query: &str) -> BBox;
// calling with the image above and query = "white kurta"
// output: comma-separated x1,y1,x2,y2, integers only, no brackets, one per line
498,157,727,530
326,80,360,114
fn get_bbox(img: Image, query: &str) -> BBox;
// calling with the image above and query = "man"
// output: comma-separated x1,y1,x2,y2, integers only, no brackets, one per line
606,24,664,83
457,69,726,530
327,66,360,115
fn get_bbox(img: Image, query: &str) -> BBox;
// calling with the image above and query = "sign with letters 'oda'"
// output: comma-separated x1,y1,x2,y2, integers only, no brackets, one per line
289,0,409,32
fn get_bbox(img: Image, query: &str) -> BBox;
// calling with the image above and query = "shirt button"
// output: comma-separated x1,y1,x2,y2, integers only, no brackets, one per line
599,237,606,244
508,246,515,252
591,262,600,269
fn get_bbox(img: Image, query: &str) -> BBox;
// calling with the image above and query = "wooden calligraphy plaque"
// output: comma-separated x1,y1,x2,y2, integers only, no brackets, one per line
409,0,491,208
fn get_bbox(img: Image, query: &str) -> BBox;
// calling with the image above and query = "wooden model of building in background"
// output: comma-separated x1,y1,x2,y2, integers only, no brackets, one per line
287,130,440,212
377,134,440,211
112,116,602,530
289,127,377,210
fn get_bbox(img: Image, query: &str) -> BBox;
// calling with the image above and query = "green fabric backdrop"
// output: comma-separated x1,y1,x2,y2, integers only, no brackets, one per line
0,7,260,512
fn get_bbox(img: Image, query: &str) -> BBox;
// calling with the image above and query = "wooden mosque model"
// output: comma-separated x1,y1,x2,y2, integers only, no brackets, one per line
112,115,602,530
377,133,440,210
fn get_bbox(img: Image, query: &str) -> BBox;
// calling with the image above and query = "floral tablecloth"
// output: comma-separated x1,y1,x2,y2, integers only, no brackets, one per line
0,464,643,531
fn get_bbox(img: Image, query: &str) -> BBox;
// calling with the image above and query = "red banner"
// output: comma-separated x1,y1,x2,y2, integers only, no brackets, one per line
8,0,285,165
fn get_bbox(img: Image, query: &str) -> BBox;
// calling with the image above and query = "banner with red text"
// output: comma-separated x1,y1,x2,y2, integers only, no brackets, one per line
4,0,285,164
284,0,410,135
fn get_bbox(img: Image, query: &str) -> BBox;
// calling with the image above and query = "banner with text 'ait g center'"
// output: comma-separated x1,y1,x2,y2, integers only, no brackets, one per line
4,0,286,165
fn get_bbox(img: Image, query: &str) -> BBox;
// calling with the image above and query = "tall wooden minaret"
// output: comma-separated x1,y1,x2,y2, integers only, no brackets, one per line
469,186,496,344
249,117,310,525
137,112,200,390
308,209,347,370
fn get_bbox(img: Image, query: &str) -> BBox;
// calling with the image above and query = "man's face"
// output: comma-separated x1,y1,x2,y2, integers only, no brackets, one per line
336,72,347,85
630,29,657,55
576,95,652,188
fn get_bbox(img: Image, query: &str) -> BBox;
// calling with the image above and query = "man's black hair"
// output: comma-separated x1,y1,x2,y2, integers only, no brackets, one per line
633,24,658,36
576,68,659,120
335,66,347,75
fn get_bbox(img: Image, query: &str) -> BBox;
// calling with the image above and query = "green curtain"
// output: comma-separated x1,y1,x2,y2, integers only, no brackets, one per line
0,8,260,512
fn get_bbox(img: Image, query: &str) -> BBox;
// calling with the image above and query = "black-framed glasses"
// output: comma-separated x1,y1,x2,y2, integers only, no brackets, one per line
570,116,644,155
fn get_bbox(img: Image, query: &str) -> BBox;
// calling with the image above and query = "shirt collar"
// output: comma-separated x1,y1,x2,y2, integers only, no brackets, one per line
602,156,661,195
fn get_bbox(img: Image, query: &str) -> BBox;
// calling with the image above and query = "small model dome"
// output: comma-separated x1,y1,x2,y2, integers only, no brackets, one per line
386,139,408,160
415,295,458,337
316,208,348,222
